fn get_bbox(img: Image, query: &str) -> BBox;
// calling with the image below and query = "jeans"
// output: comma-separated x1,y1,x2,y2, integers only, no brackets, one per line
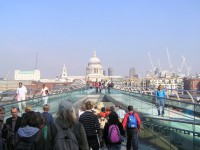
126,128,138,150
107,144,121,150
95,87,98,93
157,98,165,115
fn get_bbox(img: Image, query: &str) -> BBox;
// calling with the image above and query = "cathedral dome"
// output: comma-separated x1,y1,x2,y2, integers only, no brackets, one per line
88,51,101,65
86,50,104,81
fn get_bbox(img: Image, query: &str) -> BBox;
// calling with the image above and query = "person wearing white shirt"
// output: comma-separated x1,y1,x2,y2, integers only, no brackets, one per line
116,105,126,122
16,82,27,112
40,84,49,105
40,84,49,96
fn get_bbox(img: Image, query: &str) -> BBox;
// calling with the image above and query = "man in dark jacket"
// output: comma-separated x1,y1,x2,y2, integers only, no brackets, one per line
4,107,22,150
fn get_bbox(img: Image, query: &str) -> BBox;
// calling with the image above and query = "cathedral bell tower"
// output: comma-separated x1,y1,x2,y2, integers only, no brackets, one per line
61,64,67,78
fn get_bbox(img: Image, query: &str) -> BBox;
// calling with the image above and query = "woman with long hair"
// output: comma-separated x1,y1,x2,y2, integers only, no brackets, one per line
103,111,125,150
155,84,166,116
51,100,89,150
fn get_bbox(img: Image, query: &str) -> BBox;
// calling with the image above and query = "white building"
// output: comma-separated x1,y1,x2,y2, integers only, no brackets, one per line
144,76,184,94
43,51,122,83
15,70,40,81
86,51,104,82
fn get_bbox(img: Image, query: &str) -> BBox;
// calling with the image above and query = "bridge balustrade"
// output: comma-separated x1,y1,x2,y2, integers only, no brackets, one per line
106,87,200,150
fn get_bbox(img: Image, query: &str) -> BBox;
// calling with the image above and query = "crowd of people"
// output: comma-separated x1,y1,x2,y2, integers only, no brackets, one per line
16,83,49,113
78,101,141,150
0,82,168,150
87,81,114,94
0,99,142,150
0,103,54,150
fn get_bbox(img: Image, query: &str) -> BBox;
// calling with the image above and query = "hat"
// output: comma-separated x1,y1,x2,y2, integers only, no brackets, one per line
59,100,74,112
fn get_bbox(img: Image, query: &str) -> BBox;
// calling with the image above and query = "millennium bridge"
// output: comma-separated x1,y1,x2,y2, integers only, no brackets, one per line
1,80,200,150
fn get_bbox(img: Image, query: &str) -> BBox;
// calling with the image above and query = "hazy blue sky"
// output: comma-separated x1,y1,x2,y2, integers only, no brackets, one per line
0,0,200,79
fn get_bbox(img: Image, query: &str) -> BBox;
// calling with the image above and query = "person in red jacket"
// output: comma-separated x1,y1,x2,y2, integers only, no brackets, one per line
122,105,141,150
99,107,106,118
105,107,111,118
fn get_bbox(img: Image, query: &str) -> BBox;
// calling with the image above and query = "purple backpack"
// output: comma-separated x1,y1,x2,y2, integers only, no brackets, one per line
108,125,121,143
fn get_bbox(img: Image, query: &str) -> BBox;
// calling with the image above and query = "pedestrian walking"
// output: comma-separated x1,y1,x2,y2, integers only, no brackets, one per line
42,104,53,126
51,100,89,150
3,107,22,150
122,105,141,150
16,82,27,112
79,101,100,150
155,84,166,117
103,111,125,150
116,105,126,123
40,84,49,105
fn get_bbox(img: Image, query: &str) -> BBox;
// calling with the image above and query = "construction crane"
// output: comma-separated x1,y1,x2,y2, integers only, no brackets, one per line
177,56,185,74
147,52,156,75
4,71,10,80
157,58,161,72
166,48,173,72
184,58,191,76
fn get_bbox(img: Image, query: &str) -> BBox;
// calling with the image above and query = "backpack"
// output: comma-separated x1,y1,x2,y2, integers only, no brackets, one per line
127,113,138,128
53,122,79,150
108,124,121,143
2,123,14,143
16,130,42,150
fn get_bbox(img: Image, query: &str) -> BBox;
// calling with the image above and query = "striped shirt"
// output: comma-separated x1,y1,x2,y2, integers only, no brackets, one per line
79,111,100,137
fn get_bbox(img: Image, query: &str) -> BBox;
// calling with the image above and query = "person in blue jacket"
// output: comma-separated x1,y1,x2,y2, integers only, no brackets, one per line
155,84,166,116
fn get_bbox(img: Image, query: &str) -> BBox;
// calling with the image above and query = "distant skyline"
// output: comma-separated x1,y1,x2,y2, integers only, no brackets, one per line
1,1,200,79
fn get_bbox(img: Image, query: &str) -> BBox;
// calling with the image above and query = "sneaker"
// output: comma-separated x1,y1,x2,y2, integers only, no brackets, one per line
162,114,164,117
158,114,160,116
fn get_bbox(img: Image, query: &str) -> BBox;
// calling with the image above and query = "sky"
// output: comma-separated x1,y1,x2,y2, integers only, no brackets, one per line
0,0,200,79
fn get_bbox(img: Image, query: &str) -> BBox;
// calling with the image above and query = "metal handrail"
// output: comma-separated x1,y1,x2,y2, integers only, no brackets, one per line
142,115,200,125
0,82,87,105
113,84,200,103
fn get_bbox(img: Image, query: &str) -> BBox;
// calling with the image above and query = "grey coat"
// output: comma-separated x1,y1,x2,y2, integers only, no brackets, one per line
50,116,89,150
